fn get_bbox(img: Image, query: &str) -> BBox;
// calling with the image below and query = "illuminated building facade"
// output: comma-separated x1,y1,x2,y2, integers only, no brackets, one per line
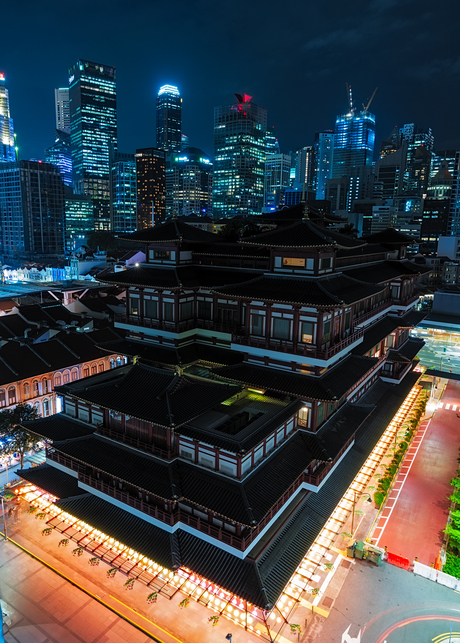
332,110,375,179
54,88,70,133
69,60,117,231
0,73,16,164
213,93,267,218
156,85,182,154
110,151,137,233
263,153,291,210
45,130,72,186
18,218,428,639
314,131,334,200
136,147,166,228
166,147,213,217
0,161,65,259
64,187,94,250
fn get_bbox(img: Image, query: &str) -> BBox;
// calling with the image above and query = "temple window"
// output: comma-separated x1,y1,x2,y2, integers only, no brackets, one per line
300,321,314,344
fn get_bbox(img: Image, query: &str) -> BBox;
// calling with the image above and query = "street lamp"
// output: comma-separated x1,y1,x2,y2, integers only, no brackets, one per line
350,491,370,536
225,634,232,643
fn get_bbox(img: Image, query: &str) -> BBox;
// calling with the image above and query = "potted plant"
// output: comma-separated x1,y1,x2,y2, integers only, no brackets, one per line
179,597,190,609
208,615,219,626
72,547,84,557
58,539,69,547
147,592,158,604
41,527,52,536
88,557,100,566
124,578,135,591
107,567,117,579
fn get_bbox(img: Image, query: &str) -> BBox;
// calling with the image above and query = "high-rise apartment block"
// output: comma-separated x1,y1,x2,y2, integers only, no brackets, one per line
136,147,166,229
0,161,65,259
213,93,267,218
69,60,117,231
45,130,72,186
156,85,182,154
167,148,213,217
55,87,70,133
110,151,137,233
0,74,16,164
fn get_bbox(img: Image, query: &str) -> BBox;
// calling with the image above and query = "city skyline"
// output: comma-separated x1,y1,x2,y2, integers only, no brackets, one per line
1,0,458,162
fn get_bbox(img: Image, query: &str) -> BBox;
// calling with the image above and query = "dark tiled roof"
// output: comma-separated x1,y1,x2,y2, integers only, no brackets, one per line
53,493,267,606
0,334,109,386
52,426,315,525
301,403,374,461
41,372,421,608
0,314,35,339
363,228,417,245
214,355,379,402
212,273,384,306
97,338,244,368
344,260,429,283
100,265,262,290
58,363,239,428
192,243,270,258
16,463,87,499
21,414,95,441
352,311,427,356
239,219,367,249
117,219,217,244
336,243,389,258
394,338,424,361
255,371,420,605
181,399,304,454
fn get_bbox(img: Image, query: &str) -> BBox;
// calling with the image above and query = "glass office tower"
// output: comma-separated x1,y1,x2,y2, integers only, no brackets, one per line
45,130,72,186
314,131,334,199
110,151,137,233
69,60,117,230
332,110,375,179
0,74,16,164
213,93,267,218
156,85,182,154
55,87,70,133
167,147,213,217
136,147,166,229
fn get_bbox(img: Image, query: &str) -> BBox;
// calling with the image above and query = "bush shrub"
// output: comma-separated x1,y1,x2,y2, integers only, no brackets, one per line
374,491,384,507
443,552,460,578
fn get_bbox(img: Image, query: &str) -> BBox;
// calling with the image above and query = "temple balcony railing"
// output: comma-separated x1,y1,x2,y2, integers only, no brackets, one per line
232,327,364,361
353,300,392,326
114,313,241,335
95,424,174,460
47,433,353,553
391,294,420,308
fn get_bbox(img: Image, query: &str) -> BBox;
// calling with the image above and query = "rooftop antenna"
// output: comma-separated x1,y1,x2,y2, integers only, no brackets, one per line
346,82,355,114
362,87,378,113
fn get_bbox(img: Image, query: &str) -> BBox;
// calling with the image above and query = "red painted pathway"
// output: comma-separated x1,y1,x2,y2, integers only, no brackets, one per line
375,380,460,565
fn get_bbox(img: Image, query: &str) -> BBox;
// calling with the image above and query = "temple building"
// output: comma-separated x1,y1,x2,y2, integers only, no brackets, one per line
17,210,429,636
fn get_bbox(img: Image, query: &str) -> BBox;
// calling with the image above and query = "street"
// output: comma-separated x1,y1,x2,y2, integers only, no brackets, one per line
309,557,460,643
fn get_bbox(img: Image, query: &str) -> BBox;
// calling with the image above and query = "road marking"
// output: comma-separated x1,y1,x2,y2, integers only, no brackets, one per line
109,595,182,643
438,402,444,408
445,404,451,409
0,532,166,643
453,405,457,411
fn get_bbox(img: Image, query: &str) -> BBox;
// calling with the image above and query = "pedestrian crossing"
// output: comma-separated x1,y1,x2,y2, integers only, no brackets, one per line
433,401,459,412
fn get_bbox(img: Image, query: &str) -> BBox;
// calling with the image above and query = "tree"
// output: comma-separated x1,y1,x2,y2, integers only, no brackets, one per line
0,403,40,469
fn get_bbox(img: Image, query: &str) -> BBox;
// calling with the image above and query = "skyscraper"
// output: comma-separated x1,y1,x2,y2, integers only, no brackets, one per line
0,73,15,164
64,187,94,251
136,147,166,229
69,60,117,230
110,151,137,233
332,108,375,179
314,131,334,200
45,130,72,186
55,87,70,133
0,161,65,259
213,93,267,218
264,153,291,210
167,148,213,217
156,85,182,153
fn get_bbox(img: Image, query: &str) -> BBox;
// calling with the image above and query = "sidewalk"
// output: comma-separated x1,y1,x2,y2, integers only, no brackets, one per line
2,506,261,643
373,380,460,565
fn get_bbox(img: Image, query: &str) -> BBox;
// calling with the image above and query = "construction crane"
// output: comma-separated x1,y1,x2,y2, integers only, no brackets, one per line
362,87,378,113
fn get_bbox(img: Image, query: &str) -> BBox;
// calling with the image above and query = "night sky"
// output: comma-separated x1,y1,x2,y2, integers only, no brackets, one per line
3,0,459,162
